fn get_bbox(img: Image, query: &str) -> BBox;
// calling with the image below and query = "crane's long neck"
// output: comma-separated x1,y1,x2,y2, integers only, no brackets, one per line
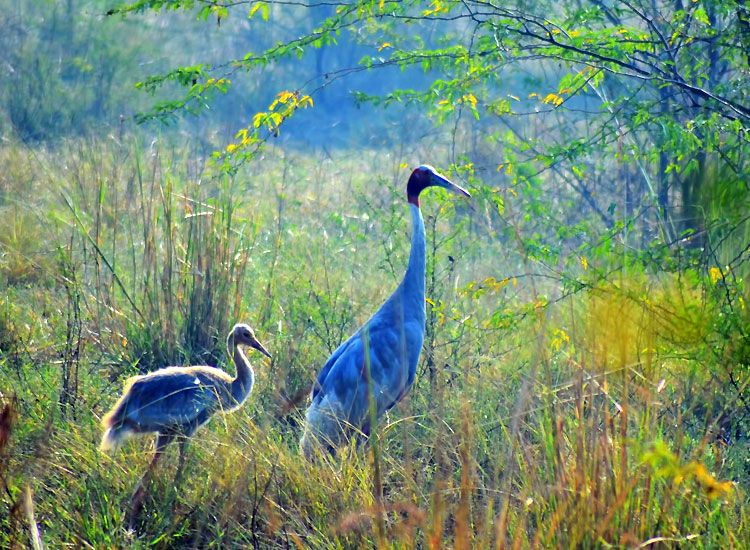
401,203,426,305
228,336,254,406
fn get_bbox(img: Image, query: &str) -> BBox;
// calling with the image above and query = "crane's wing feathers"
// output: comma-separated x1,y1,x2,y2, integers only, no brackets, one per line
120,368,229,432
310,327,364,400
312,320,419,425
311,331,360,400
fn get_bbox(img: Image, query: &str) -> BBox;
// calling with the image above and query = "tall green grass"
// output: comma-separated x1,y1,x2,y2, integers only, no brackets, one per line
0,139,747,547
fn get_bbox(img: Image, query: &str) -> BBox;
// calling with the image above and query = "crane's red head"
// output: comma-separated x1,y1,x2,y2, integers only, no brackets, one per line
407,165,470,207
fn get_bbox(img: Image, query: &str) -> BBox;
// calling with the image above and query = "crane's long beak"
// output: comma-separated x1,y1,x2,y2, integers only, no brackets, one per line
253,339,272,359
431,171,471,198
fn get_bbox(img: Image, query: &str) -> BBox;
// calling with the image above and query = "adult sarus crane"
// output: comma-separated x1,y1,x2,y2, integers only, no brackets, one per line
100,323,271,522
300,165,470,457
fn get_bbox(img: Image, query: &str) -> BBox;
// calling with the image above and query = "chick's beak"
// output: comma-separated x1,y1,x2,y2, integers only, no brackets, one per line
253,339,272,359
431,171,471,198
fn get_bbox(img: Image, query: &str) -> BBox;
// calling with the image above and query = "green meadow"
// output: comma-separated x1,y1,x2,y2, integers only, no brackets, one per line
1,0,749,547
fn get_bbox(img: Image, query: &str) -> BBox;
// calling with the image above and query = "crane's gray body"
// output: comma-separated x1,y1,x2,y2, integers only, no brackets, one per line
101,366,241,447
100,325,266,451
300,204,426,456
100,324,269,528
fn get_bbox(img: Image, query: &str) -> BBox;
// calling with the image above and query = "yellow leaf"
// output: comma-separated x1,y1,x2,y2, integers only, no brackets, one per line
399,162,409,170
580,256,588,271
543,93,564,107
512,277,517,288
422,0,446,16
551,329,570,352
226,143,238,153
277,90,296,105
269,112,283,128
248,2,266,19
378,42,392,52
709,266,722,284
462,93,477,108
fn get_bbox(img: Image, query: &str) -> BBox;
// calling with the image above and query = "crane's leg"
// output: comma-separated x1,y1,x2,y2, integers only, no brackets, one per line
174,436,189,486
356,420,372,447
128,433,174,530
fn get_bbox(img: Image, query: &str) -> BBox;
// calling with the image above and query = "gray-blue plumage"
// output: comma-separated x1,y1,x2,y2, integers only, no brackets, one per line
300,165,470,457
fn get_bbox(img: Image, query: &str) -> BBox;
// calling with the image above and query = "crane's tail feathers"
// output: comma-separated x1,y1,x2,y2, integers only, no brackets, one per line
99,424,130,452
99,405,124,452
99,376,139,453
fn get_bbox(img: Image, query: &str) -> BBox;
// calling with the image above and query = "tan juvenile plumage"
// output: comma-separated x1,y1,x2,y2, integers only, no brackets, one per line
100,324,270,453
99,323,271,526
100,375,138,451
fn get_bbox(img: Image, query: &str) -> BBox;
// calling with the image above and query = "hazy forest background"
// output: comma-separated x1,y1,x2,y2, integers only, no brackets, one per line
1,0,749,547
